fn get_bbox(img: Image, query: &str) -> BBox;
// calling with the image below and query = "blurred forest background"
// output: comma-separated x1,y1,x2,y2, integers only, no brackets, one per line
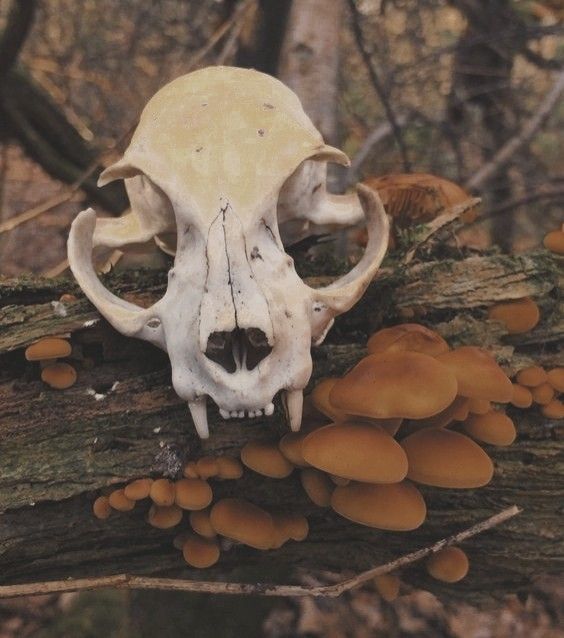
0,0,562,636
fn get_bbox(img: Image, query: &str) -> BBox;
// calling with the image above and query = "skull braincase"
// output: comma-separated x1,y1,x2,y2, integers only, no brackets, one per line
68,66,389,439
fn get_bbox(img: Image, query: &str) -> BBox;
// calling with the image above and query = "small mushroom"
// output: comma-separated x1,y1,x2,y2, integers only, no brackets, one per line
547,368,564,393
210,498,275,550
436,346,512,403
487,297,540,334
467,398,491,415
510,384,533,409
148,504,183,529
240,441,294,478
174,478,213,510
374,574,401,602
273,513,308,542
150,478,176,506
331,481,426,531
367,323,449,357
531,382,555,406
59,293,77,303
310,378,349,422
408,396,470,430
124,478,153,501
196,456,219,479
543,229,564,255
426,547,469,583
189,509,217,538
108,489,135,512
541,400,564,419
402,429,494,488
300,468,333,507
515,366,547,387
279,432,310,467
25,337,72,361
92,496,111,520
172,531,191,550
41,362,77,389
462,411,517,446
183,461,200,478
216,456,244,480
330,352,458,420
302,423,408,484
182,535,220,568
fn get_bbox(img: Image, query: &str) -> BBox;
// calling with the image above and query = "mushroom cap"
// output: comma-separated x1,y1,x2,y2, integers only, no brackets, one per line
330,474,350,486
302,422,408,483
311,378,350,422
463,411,517,446
374,574,400,602
531,382,555,405
183,461,200,478
108,489,135,512
279,432,310,467
547,368,564,393
182,534,220,568
124,478,153,501
468,398,491,415
408,396,470,430
148,504,183,529
196,456,219,479
210,498,275,550
541,400,564,419
402,429,494,488
331,481,426,531
272,513,309,543
543,229,564,255
515,366,547,387
510,384,533,409
488,297,540,334
216,456,244,480
189,509,217,538
367,323,449,357
25,337,72,361
300,468,334,507
436,346,512,403
93,496,111,520
150,478,176,506
330,352,458,419
426,546,469,583
41,362,77,390
174,478,213,510
240,441,294,478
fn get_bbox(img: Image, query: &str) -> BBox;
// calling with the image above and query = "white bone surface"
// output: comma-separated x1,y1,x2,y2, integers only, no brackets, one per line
68,66,388,438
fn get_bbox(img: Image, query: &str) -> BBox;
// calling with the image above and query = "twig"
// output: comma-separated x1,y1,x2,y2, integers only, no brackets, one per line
465,69,564,191
0,505,520,600
0,0,37,80
475,187,564,222
347,0,411,172
403,196,481,264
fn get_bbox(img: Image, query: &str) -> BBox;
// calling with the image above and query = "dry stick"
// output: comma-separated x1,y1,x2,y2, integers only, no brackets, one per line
347,0,411,173
402,196,482,264
0,505,520,600
465,68,564,191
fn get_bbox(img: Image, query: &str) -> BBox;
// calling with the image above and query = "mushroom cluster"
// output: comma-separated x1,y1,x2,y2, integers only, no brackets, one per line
25,333,77,390
511,365,564,419
93,453,309,569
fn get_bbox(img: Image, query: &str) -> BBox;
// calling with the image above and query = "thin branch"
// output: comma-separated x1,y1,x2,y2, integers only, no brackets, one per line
465,69,564,191
403,196,482,264
476,187,564,222
346,0,412,172
0,506,520,600
0,0,36,80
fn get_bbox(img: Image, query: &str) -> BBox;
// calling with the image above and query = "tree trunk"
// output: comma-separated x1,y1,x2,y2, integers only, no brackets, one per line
0,249,562,605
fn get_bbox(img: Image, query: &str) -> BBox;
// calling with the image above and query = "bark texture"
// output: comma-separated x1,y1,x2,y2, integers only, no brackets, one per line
0,249,562,605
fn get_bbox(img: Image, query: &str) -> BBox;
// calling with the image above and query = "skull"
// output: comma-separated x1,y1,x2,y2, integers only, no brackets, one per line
68,66,388,438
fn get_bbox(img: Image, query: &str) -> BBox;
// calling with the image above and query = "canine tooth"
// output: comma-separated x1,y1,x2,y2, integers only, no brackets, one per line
188,397,209,439
219,408,230,419
238,411,245,418
283,390,303,432
230,411,238,418
264,402,274,416
255,409,263,416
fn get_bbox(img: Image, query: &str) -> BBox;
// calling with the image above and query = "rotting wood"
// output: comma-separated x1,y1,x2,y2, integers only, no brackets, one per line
0,248,561,604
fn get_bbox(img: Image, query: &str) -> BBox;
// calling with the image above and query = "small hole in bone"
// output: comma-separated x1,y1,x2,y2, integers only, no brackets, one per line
258,129,265,136
196,146,203,153
263,103,274,109
205,328,271,373
147,318,161,329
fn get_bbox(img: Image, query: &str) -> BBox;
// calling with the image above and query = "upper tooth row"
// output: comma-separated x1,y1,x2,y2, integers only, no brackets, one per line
219,403,274,420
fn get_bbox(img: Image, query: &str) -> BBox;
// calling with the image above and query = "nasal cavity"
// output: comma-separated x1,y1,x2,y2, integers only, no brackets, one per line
205,328,272,373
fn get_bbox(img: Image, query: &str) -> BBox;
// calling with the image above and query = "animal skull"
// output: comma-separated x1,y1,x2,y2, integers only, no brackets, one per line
68,66,388,439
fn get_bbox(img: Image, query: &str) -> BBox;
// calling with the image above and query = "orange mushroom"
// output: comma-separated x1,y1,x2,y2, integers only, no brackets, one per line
182,535,220,568
216,456,244,480
515,366,547,387
531,383,555,405
196,457,219,479
108,489,135,512
541,400,564,419
510,384,533,409
189,509,217,539
93,496,112,520
374,574,401,602
426,547,469,583
149,478,175,506
241,441,294,478
310,378,350,422
148,504,183,529
462,411,517,446
367,323,449,357
487,297,540,334
300,468,333,507
209,498,275,550
547,368,564,393
543,229,564,255
41,363,77,389
174,478,213,511
124,478,153,501
25,337,72,361
279,432,310,467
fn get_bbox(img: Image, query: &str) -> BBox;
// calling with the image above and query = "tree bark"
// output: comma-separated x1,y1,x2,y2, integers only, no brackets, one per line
0,249,562,605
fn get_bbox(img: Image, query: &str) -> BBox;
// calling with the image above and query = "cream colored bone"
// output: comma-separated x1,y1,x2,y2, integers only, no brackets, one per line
68,66,388,439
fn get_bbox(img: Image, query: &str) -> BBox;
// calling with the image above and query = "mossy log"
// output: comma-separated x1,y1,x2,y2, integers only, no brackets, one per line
0,249,562,605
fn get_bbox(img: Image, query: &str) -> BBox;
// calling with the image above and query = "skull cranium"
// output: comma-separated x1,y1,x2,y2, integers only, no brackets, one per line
68,66,388,438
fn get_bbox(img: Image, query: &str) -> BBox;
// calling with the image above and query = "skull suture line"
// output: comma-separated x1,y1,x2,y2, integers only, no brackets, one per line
68,66,389,439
